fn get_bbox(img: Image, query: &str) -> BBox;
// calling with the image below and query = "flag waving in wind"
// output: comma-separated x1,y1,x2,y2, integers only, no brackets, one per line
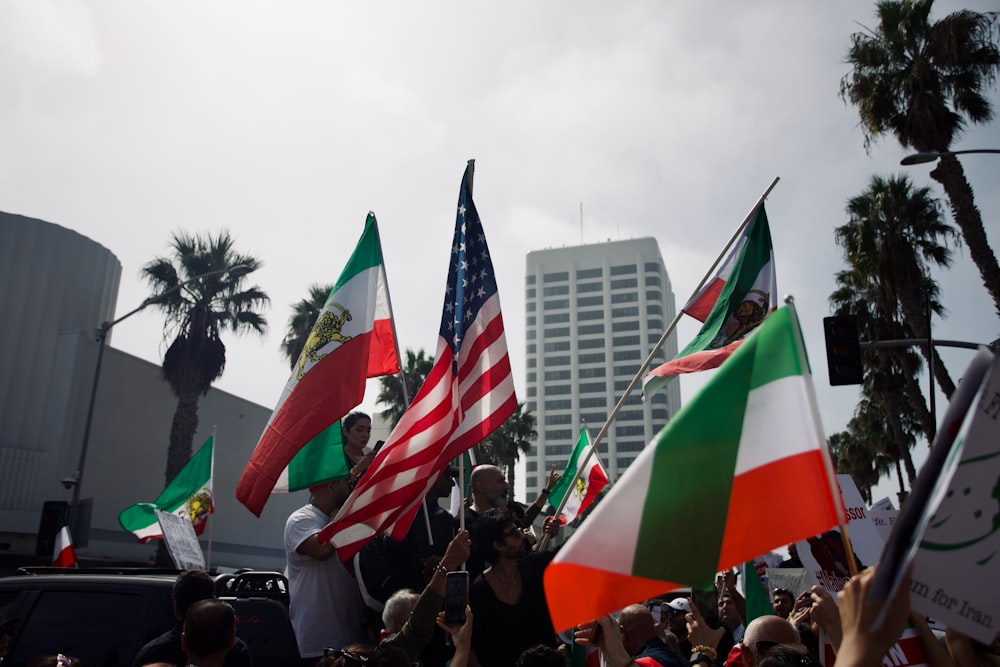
548,428,608,524
53,525,77,567
644,205,776,395
236,214,399,516
119,436,214,542
545,305,843,632
319,161,517,560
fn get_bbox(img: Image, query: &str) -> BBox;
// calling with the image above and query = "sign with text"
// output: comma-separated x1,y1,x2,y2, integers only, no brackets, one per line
155,509,206,571
906,351,1000,643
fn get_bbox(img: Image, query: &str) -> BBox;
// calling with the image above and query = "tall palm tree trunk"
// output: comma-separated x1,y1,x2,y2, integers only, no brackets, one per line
167,391,200,483
931,156,1000,318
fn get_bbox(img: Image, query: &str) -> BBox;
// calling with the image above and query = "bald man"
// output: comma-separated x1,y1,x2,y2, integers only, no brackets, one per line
739,616,801,667
619,604,687,667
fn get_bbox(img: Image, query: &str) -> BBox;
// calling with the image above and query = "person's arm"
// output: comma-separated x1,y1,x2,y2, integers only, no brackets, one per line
911,614,954,667
295,533,337,561
385,530,472,659
835,567,911,667
945,627,980,667
685,597,725,653
716,570,746,626
437,608,474,667
524,465,560,523
807,585,843,653
575,616,633,667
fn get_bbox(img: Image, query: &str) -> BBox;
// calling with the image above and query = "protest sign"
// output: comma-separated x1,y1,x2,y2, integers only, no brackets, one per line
155,509,206,570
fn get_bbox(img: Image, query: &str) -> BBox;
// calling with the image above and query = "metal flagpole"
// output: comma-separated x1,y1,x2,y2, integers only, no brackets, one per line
207,425,216,571
539,177,781,547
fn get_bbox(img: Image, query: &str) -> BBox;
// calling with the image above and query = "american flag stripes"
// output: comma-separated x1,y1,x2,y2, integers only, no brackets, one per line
318,161,517,560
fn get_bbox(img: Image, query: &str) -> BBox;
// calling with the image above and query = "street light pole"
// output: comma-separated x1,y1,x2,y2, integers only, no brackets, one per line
900,148,1000,165
68,265,250,536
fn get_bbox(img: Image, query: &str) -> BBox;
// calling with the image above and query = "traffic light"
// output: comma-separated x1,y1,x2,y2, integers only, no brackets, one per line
823,315,863,386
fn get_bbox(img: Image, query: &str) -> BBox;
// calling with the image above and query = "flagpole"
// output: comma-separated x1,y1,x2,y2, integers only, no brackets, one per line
207,425,216,571
540,178,781,547
784,296,859,575
456,158,475,540
536,423,594,551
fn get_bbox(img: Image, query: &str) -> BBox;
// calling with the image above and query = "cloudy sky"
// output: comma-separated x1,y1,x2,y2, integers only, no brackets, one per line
2,1,998,502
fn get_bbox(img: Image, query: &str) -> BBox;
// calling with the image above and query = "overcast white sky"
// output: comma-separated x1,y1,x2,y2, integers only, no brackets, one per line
2,1,998,503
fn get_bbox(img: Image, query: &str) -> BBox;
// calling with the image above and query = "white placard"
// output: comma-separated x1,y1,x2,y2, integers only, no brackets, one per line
155,510,206,570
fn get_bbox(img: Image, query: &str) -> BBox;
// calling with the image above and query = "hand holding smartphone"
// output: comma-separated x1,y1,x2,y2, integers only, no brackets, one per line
444,571,469,626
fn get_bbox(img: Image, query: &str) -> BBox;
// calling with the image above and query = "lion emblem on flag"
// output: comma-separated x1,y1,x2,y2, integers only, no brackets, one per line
721,289,770,345
183,490,213,526
296,302,353,380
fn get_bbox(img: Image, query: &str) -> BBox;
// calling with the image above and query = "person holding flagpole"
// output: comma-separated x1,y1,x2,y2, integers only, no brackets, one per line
284,473,365,665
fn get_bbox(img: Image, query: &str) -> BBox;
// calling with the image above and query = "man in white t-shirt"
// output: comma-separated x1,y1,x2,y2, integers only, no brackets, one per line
284,476,365,663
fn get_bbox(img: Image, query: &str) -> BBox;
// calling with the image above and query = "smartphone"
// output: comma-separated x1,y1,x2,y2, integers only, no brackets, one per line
444,571,469,626
373,439,386,454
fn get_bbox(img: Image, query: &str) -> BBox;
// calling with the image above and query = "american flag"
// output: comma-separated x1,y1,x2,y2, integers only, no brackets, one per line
319,161,517,560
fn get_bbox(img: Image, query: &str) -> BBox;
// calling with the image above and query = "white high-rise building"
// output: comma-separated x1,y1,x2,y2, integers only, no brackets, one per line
523,239,682,494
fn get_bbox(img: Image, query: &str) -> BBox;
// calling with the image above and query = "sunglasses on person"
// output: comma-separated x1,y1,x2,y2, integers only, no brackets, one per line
323,648,370,663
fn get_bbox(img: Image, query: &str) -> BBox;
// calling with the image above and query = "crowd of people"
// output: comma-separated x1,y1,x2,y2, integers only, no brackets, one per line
9,411,995,667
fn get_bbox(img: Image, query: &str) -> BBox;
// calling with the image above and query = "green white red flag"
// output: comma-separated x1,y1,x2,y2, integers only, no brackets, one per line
53,525,77,567
544,305,843,632
119,436,214,542
643,205,776,395
236,213,399,515
548,428,608,524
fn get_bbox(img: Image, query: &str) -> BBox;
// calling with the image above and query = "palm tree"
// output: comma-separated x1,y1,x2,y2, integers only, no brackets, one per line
478,402,537,490
829,430,893,505
834,174,958,399
376,348,435,429
840,0,1000,316
143,230,269,484
280,283,333,369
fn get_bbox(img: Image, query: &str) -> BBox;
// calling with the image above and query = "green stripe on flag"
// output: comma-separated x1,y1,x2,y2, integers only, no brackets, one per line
679,206,773,356
332,213,382,294
632,306,801,586
548,429,587,507
743,561,774,624
286,420,351,491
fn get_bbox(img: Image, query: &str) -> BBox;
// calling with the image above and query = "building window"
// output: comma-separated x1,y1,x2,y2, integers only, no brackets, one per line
618,409,644,421
527,358,537,368
547,444,573,455
611,278,637,289
652,408,669,421
527,275,537,285
651,393,668,405
612,321,639,332
577,310,603,321
578,338,604,349
611,292,638,304
546,355,570,366
580,397,606,408
543,285,569,297
544,299,569,310
578,323,605,335
648,303,663,316
545,399,571,410
579,352,606,364
579,367,606,379
646,290,662,302
648,333,661,345
526,288,536,298
547,413,573,425
617,441,646,452
645,262,660,272
580,382,605,393
577,295,604,308
610,264,637,276
545,327,570,338
617,456,635,469
526,329,536,340
645,275,662,287
526,461,538,472
526,344,536,354
613,349,642,361
545,369,571,381
526,302,536,312
577,267,602,279
612,306,639,318
648,319,663,331
526,475,538,489
544,341,571,352
526,387,536,397
580,412,607,423
547,385,571,395
544,313,570,324
526,372,536,383
613,334,640,346
543,271,569,283
545,429,573,440
577,282,602,293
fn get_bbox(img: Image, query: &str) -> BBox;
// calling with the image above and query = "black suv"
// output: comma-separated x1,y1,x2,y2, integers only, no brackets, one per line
0,569,299,667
